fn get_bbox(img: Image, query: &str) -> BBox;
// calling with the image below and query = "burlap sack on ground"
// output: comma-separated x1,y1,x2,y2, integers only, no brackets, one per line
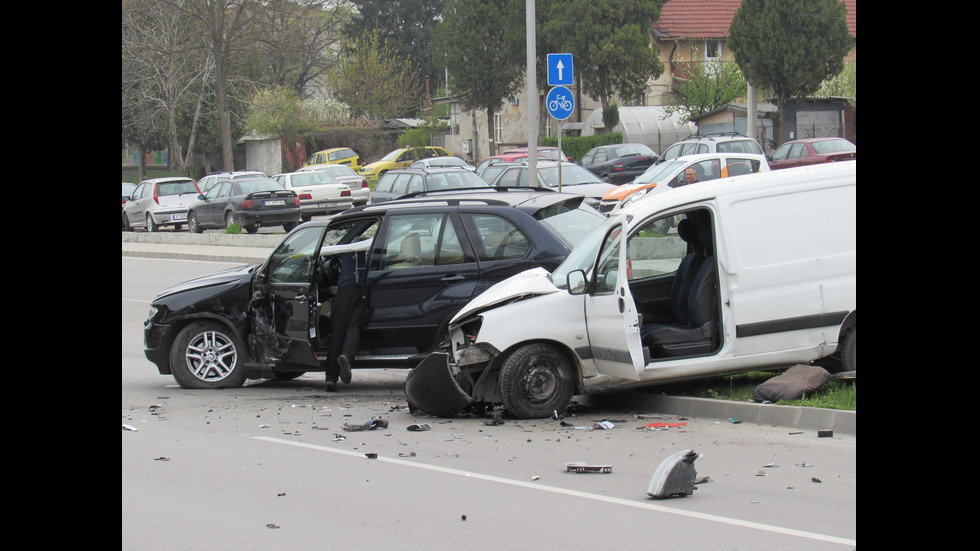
752,364,831,403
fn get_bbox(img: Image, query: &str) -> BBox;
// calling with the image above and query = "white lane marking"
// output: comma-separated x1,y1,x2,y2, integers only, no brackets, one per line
254,436,855,547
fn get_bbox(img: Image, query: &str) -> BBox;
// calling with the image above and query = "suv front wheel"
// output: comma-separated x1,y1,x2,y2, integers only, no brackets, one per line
170,321,247,388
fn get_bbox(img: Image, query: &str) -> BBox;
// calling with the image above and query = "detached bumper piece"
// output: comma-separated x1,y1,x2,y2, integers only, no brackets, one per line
404,352,474,417
647,449,700,499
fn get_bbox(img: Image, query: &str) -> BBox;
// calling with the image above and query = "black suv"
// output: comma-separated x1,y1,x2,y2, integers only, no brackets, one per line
144,189,606,388
369,167,489,204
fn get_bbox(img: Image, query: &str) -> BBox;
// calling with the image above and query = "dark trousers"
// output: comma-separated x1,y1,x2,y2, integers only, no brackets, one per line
326,284,361,381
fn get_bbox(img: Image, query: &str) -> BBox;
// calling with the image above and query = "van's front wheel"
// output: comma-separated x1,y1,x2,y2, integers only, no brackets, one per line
498,343,574,419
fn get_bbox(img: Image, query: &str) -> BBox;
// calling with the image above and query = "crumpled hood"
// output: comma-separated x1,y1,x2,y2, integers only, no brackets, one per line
155,264,257,300
451,267,559,323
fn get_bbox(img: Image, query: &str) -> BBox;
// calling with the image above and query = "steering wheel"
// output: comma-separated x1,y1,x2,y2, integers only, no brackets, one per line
318,254,342,285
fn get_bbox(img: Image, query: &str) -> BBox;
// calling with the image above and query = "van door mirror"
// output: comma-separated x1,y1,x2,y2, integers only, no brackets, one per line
567,270,587,295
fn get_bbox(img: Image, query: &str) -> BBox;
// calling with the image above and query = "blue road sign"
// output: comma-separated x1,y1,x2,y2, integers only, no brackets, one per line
546,86,574,120
547,53,574,86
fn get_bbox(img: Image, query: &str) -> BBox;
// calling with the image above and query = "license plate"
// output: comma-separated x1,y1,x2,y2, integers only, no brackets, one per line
170,213,187,221
317,202,328,208
265,199,286,206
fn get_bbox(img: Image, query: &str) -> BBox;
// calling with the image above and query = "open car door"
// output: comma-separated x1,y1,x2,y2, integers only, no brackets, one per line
581,223,645,380
249,225,327,368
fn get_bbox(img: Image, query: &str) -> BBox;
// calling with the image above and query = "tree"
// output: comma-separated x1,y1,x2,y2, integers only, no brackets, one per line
540,0,666,117
171,0,264,172
252,0,351,99
328,30,421,119
343,0,445,105
728,0,852,145
433,0,526,156
663,57,749,123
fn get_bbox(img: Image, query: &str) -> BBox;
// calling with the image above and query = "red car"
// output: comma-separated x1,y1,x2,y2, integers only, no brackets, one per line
768,137,855,170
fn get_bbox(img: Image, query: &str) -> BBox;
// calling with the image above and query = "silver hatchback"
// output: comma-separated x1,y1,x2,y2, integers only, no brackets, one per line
123,177,201,232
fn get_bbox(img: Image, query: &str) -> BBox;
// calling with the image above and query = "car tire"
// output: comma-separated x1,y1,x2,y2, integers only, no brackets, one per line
123,212,133,232
169,321,247,389
188,212,204,233
244,224,259,234
283,222,297,232
498,343,574,419
146,213,160,232
840,327,856,372
225,212,236,230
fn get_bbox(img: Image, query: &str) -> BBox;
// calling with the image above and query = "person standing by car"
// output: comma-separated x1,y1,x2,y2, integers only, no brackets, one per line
324,243,368,391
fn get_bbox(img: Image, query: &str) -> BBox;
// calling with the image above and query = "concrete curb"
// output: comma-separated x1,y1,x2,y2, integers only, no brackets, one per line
123,233,856,436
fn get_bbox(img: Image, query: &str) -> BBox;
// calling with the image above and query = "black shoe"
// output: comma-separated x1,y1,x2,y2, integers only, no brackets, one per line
338,355,352,384
325,379,337,392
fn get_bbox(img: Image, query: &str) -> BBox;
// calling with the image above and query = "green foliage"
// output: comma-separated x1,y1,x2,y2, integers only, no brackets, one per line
729,0,852,105
663,59,750,123
655,370,856,410
817,55,856,109
397,117,450,152
224,222,243,235
542,132,622,162
329,30,421,119
602,103,620,131
245,87,314,138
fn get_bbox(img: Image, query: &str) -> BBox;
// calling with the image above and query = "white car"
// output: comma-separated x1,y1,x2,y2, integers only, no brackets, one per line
410,156,476,171
487,161,616,210
271,171,353,221
405,162,856,418
295,164,370,206
123,177,202,232
604,153,771,213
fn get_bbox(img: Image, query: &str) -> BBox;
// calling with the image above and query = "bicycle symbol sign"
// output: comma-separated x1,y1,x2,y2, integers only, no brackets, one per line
546,85,574,121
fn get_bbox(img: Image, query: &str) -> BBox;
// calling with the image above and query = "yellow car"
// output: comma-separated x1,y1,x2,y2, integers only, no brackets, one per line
305,147,362,172
359,146,451,183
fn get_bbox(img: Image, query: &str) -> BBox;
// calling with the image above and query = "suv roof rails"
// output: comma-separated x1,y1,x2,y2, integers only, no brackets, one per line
682,131,750,140
398,186,556,201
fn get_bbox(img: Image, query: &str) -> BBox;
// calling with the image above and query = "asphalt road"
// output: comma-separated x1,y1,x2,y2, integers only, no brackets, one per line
122,256,856,550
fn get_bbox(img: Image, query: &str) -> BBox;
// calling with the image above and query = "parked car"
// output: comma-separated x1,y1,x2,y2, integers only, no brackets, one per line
655,133,764,165
359,146,451,183
143,189,607,388
502,146,571,162
306,147,362,172
123,177,202,232
410,156,476,171
601,153,771,213
477,161,524,183
370,167,489,204
486,161,616,210
296,164,370,206
197,171,267,194
475,154,548,179
579,143,659,184
767,137,855,170
405,161,856,418
122,182,137,228
187,177,301,234
272,171,353,221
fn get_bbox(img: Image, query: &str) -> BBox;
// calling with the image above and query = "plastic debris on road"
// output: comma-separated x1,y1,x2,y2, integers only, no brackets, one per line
647,449,700,499
565,462,613,473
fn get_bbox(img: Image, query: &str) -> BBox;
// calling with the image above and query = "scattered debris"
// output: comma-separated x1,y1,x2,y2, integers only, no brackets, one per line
694,476,710,484
565,462,612,473
364,453,378,459
531,475,540,481
277,492,286,497
817,429,834,438
728,418,742,424
407,423,431,431
647,449,700,499
484,413,505,426
398,452,416,457
154,457,170,461
266,524,280,529
259,424,271,429
574,420,615,431
461,515,467,521
811,477,822,483
343,419,388,432
122,424,139,432
645,422,687,429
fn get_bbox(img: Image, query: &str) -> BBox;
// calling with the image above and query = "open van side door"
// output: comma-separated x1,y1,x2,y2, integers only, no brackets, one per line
581,223,645,380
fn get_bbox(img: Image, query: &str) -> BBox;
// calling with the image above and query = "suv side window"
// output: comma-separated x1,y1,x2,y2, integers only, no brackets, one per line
381,213,454,269
466,214,530,261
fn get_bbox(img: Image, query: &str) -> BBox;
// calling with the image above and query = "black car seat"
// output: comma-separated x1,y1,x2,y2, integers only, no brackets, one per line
668,219,705,325
641,218,718,358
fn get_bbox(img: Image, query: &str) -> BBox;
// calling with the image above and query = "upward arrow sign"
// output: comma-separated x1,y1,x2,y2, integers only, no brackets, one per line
547,53,573,86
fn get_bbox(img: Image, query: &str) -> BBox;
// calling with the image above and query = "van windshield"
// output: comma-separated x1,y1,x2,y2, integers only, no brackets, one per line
549,215,620,289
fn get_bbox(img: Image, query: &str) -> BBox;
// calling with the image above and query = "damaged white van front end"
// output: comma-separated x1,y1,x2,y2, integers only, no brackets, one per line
406,162,856,419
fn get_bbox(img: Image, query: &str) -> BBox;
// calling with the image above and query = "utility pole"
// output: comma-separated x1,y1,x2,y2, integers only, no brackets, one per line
526,0,537,184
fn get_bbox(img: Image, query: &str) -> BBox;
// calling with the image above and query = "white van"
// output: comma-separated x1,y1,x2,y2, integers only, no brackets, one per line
405,162,856,418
